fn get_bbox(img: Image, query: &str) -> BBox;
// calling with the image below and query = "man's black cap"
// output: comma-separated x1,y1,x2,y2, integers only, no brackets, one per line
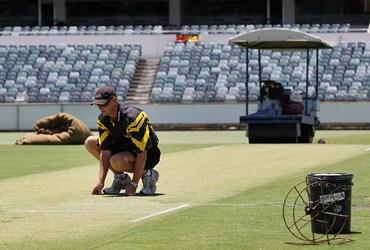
91,86,116,106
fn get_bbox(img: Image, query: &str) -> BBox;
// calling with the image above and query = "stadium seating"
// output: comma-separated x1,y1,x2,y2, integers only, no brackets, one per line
0,44,141,103
180,23,352,34
1,39,370,103
152,41,370,103
0,23,353,36
0,25,164,35
153,42,245,103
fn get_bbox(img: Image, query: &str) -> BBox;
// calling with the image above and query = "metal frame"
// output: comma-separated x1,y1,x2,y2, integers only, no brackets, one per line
244,46,320,118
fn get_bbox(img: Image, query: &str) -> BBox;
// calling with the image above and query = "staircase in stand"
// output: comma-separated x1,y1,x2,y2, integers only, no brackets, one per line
125,58,160,104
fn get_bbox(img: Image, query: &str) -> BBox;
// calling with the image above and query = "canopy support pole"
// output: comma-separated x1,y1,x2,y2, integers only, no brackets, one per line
246,48,249,115
258,49,262,105
305,48,309,116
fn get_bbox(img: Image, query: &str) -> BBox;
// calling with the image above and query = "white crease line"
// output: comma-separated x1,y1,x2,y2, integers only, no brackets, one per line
131,203,190,223
203,145,224,151
199,203,257,206
88,228,139,249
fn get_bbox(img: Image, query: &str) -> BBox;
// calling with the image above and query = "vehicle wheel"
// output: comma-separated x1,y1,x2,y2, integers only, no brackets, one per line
249,137,267,143
248,137,258,144
299,125,314,143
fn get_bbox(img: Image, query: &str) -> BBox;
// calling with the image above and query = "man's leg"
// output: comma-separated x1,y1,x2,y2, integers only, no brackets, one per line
140,147,161,195
102,173,131,195
84,135,100,160
109,151,136,172
85,135,120,173
110,151,160,195
101,151,135,195
108,149,161,195
85,136,131,194
140,169,159,195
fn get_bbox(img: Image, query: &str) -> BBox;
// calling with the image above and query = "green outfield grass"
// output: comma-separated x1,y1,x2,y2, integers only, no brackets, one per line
1,131,370,249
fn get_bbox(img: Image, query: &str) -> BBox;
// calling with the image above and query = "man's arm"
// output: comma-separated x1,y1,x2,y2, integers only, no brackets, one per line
125,150,147,196
91,149,111,195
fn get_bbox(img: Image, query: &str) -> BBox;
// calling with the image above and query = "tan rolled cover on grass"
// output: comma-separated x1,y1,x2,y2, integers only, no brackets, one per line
15,113,93,145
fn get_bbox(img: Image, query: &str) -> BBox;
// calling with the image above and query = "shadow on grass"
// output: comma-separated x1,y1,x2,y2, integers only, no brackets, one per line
348,231,362,234
103,193,165,197
285,237,354,245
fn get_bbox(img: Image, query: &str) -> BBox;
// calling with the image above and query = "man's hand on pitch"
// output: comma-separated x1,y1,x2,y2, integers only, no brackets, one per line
125,182,137,196
92,182,104,195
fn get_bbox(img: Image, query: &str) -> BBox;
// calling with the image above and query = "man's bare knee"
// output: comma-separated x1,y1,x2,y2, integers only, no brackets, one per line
110,152,135,172
85,135,100,160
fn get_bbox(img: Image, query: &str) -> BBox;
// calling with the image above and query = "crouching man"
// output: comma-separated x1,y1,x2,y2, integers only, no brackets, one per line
85,86,160,196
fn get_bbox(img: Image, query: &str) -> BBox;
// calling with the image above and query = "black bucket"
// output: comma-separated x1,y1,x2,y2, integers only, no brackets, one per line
306,173,353,234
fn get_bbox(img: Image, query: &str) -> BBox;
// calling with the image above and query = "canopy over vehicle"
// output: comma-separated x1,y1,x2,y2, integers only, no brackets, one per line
229,28,332,49
229,28,333,143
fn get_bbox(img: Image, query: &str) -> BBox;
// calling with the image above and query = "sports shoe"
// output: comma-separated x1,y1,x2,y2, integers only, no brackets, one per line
103,173,131,195
140,169,159,195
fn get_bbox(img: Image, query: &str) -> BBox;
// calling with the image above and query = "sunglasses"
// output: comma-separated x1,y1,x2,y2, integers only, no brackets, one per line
96,97,113,108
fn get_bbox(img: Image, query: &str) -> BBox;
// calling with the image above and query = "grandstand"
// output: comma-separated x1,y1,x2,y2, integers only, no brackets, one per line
1,0,370,129
2,36,370,104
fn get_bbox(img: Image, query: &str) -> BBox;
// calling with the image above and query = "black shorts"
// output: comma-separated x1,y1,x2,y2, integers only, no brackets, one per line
145,146,161,170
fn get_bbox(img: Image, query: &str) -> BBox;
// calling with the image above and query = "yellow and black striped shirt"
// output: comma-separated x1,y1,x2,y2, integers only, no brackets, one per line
97,104,158,153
